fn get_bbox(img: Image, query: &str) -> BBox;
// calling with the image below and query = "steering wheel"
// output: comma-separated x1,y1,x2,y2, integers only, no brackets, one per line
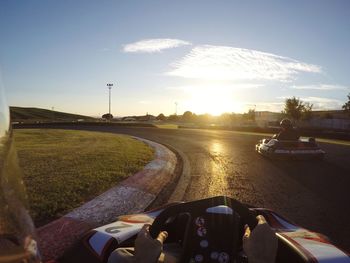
149,196,257,263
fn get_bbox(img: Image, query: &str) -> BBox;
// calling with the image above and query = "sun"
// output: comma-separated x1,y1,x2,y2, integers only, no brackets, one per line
182,86,244,115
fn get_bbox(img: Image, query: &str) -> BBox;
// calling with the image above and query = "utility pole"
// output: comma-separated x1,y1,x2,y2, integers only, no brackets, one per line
107,83,113,116
175,102,178,115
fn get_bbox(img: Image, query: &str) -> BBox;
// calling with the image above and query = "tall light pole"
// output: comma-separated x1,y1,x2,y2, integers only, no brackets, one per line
107,83,113,116
175,102,178,115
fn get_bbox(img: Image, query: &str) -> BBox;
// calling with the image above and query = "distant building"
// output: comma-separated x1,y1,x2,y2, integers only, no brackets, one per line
121,114,156,122
123,117,137,121
138,114,156,121
309,110,348,120
252,110,350,130
301,110,350,130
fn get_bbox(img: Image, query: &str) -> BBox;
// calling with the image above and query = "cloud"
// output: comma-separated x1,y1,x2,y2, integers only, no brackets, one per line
301,96,343,110
276,96,343,110
290,84,349,91
139,100,151,104
167,45,321,81
123,38,191,53
255,102,285,112
165,83,264,91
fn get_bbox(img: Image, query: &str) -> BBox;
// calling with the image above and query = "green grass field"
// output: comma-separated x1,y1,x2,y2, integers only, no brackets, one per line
14,129,154,226
10,106,95,122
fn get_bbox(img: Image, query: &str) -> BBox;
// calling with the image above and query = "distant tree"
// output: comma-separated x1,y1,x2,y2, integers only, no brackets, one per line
182,111,194,122
218,113,231,124
102,113,113,120
168,114,180,121
301,102,313,120
218,113,239,126
243,109,255,121
196,114,211,123
283,97,313,121
342,93,350,113
156,113,166,121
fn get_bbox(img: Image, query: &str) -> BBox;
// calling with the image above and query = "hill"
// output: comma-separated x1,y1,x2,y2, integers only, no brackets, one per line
10,107,95,122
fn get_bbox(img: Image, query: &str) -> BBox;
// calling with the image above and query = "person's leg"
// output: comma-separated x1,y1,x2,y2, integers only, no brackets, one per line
107,247,135,263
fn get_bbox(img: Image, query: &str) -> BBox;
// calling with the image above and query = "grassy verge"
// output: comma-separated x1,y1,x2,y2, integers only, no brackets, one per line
14,129,154,226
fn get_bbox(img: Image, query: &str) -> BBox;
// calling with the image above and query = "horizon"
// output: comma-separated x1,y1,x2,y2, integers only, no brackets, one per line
1,1,350,116
10,105,347,120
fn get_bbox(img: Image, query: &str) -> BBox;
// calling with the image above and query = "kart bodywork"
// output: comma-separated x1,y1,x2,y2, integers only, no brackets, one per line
256,138,325,160
60,196,349,263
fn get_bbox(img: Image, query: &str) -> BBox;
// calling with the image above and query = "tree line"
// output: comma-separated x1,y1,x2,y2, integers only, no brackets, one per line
102,93,350,122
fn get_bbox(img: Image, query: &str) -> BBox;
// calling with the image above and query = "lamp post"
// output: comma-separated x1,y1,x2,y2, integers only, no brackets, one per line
107,83,113,116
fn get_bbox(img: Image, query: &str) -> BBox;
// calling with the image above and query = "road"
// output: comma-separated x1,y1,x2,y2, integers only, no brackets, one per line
21,125,350,250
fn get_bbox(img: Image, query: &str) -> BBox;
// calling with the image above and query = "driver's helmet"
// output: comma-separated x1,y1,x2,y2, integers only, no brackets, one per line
280,118,292,129
0,77,41,262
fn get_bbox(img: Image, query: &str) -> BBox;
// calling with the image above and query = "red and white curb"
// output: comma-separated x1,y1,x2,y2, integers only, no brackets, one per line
37,136,177,261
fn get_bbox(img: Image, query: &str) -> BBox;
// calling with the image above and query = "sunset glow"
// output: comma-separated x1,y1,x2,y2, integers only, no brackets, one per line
181,86,245,115
1,1,349,116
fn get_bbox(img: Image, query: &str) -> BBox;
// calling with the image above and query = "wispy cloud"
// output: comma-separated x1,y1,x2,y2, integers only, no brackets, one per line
276,96,343,110
123,38,191,53
255,102,285,112
301,96,343,110
290,84,349,91
167,45,321,81
165,83,264,91
139,100,151,104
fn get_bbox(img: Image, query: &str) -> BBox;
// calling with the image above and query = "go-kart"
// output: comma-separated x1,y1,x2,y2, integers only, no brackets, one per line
256,138,325,160
60,196,349,263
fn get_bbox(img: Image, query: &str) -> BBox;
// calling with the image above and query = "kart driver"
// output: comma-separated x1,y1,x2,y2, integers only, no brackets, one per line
273,118,299,141
0,83,41,262
108,215,278,263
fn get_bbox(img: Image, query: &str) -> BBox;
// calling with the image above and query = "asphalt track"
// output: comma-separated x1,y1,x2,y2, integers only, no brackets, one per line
29,125,350,251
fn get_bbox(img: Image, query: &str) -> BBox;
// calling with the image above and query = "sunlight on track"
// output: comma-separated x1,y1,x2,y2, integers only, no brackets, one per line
210,141,225,154
208,141,229,196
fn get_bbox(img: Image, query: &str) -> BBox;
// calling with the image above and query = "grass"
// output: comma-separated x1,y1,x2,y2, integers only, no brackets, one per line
13,129,154,225
10,106,95,121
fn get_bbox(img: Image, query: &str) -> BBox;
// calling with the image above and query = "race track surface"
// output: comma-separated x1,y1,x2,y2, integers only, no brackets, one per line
24,125,350,251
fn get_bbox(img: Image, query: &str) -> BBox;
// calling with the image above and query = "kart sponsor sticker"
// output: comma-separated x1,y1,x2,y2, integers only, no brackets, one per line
94,221,144,243
89,231,113,257
118,214,154,224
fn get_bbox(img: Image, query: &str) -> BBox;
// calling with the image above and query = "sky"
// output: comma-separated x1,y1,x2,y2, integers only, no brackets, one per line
1,0,350,117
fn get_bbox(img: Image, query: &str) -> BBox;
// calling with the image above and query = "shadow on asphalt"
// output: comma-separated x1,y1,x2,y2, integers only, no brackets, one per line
264,157,350,250
269,158,350,205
